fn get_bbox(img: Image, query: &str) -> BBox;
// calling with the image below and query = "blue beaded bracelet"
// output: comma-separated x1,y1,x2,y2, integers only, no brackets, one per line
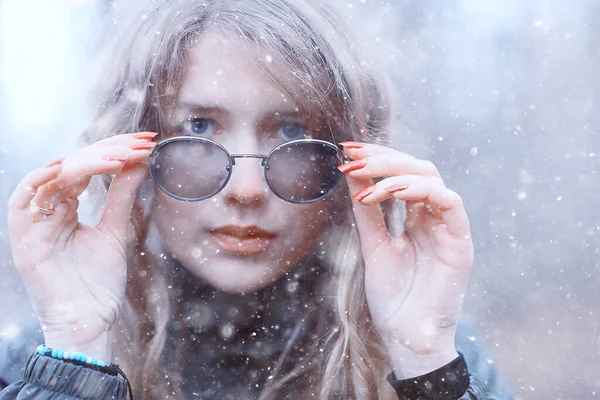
36,344,107,368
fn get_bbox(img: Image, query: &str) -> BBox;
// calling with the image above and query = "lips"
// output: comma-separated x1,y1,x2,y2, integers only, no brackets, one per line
209,225,277,255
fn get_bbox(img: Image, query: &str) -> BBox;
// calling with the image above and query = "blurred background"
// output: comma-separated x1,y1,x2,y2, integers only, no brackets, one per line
1,0,599,398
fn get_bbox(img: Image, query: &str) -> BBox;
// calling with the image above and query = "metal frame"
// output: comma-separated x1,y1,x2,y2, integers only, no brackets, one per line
148,136,348,204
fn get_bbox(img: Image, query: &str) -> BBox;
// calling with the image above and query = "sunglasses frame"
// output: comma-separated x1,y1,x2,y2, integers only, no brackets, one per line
148,136,349,204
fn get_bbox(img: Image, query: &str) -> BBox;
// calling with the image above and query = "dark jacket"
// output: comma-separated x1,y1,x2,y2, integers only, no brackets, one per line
0,317,513,399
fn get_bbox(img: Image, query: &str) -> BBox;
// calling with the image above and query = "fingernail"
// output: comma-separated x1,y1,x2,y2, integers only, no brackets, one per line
104,155,130,162
44,157,65,168
132,132,158,140
337,160,367,173
339,141,364,149
130,142,157,150
352,185,376,202
385,184,409,193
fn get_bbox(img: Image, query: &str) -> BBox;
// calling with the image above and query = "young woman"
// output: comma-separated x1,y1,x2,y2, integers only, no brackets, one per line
0,0,512,398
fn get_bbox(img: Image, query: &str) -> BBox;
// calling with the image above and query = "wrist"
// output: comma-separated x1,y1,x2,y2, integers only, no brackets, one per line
44,328,113,363
387,343,459,379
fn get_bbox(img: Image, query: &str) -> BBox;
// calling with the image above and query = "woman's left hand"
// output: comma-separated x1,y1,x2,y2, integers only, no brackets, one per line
339,141,474,379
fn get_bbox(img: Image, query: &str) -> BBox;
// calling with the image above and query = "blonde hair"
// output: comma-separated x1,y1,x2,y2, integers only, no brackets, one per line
82,0,396,398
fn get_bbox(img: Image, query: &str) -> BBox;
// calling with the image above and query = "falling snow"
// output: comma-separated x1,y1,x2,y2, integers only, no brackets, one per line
0,0,598,399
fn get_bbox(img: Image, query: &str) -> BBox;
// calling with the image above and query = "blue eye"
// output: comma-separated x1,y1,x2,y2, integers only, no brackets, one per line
182,117,216,136
277,122,308,140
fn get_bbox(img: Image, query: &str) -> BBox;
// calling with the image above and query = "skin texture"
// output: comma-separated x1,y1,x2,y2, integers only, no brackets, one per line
6,33,474,380
150,33,327,293
342,143,474,377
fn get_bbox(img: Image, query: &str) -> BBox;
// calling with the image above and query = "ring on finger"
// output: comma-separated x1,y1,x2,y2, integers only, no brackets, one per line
29,200,57,216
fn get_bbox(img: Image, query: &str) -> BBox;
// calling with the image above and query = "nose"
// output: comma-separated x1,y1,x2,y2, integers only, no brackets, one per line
224,157,269,206
220,127,270,207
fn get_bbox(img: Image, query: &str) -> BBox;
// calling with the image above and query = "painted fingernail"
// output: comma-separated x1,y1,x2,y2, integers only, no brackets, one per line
132,131,158,140
385,184,409,193
352,185,376,202
130,142,157,150
104,155,130,162
44,157,65,168
339,141,364,149
337,160,367,173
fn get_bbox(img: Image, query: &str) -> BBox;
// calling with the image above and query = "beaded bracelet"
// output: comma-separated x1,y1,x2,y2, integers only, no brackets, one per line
36,344,133,400
36,344,108,367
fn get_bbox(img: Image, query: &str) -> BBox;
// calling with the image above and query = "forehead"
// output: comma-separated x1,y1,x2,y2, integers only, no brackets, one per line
178,32,295,114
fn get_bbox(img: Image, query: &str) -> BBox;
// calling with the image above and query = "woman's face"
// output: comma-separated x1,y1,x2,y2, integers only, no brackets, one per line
149,32,329,293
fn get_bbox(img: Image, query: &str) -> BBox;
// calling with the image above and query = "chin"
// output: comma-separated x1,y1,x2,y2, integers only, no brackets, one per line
183,256,294,293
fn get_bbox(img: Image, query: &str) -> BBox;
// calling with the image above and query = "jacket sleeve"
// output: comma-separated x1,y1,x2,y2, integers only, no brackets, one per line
388,317,515,399
0,353,129,399
0,321,128,399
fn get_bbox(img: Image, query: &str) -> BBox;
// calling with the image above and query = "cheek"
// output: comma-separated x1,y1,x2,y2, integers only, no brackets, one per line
150,190,206,239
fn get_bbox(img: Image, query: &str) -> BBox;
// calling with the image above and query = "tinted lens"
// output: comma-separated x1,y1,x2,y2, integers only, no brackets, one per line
265,141,343,203
149,138,231,201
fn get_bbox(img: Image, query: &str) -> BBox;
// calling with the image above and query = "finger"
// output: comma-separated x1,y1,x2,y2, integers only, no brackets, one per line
33,143,156,210
53,197,79,229
346,175,389,256
353,175,470,238
27,198,79,244
95,144,157,163
29,199,72,224
404,201,427,234
86,131,158,148
98,162,149,244
7,164,63,211
339,141,417,161
338,153,442,180
8,132,157,210
33,158,127,211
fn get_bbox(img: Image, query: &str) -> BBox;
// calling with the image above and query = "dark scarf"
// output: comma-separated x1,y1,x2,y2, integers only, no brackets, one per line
165,257,331,399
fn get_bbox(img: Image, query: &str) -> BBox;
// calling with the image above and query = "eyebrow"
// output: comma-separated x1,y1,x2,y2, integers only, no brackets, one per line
176,102,303,121
177,102,229,117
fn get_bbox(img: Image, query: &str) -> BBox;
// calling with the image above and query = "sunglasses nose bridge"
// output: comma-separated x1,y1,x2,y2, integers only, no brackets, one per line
230,154,268,166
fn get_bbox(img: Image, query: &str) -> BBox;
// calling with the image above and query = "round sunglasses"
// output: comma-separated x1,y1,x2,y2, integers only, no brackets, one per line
148,136,348,204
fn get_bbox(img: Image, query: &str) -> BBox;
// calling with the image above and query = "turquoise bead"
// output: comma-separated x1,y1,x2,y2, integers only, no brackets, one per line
36,345,106,368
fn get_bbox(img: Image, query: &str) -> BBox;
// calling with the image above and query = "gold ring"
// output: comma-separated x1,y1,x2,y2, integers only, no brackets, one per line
29,200,56,216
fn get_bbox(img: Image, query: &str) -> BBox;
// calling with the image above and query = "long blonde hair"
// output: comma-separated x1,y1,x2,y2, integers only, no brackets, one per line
82,0,396,398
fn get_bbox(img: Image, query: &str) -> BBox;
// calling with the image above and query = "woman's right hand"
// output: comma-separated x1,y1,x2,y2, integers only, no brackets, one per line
6,132,157,362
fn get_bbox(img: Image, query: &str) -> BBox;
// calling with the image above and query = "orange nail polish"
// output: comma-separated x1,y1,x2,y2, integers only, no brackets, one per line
44,157,65,168
130,142,157,150
337,160,367,173
352,185,376,202
132,132,158,140
385,184,409,193
339,141,364,149
104,155,130,161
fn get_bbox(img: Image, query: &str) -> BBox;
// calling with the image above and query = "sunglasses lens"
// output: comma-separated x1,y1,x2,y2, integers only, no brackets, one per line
266,141,343,203
149,138,231,201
